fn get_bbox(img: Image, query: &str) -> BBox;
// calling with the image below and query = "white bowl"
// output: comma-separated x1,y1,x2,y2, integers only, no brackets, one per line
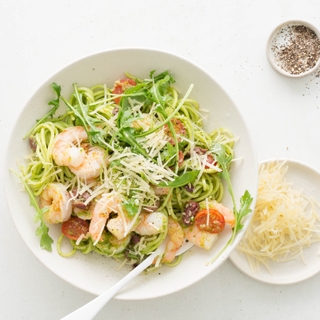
4,48,258,299
266,20,320,77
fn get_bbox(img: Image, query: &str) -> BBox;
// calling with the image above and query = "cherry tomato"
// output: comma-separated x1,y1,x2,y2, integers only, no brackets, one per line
112,78,136,104
61,217,89,240
194,209,225,234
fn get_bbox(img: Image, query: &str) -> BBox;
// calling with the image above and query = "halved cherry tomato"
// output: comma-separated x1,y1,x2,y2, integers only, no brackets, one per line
112,78,136,104
61,217,89,240
194,208,225,234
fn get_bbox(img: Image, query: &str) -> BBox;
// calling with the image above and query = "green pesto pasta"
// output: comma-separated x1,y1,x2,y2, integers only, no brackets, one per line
19,70,236,268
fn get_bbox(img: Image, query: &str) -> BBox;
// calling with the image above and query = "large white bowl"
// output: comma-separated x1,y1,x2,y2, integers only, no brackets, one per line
4,48,258,299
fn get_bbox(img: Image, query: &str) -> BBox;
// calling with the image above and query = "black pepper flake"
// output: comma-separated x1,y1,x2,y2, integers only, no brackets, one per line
271,24,320,75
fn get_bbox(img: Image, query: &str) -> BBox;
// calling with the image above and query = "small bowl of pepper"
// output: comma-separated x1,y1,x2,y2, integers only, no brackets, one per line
267,20,320,77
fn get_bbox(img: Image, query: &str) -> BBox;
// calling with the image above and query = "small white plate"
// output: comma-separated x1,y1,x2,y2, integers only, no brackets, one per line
229,159,320,285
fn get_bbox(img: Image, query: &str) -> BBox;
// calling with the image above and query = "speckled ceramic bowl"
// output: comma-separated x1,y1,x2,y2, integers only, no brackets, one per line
267,20,320,77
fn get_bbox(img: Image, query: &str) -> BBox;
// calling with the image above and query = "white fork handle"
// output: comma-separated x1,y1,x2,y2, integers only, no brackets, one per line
61,253,155,320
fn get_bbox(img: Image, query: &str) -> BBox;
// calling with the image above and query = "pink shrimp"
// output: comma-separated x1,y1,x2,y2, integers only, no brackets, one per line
39,182,72,224
89,193,119,245
162,217,184,263
52,126,107,180
185,224,218,250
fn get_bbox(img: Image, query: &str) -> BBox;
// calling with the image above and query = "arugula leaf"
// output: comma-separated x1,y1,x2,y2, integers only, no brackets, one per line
149,71,175,108
24,83,61,139
123,197,139,216
209,143,253,263
118,71,174,134
161,143,177,167
117,83,148,128
35,213,54,251
12,170,53,251
48,83,62,108
136,82,194,139
117,127,151,159
118,109,141,129
212,143,235,205
149,70,175,83
157,170,199,188
115,83,157,157
61,84,107,148
236,190,253,231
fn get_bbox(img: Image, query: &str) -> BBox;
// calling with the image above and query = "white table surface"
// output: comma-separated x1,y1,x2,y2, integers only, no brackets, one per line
2,1,320,319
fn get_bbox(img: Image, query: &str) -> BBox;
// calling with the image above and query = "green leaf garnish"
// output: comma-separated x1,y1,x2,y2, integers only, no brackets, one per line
161,143,177,167
61,83,106,147
24,83,61,139
209,143,253,263
123,198,140,216
117,127,152,160
157,170,199,188
117,83,148,128
11,170,53,251
149,71,175,108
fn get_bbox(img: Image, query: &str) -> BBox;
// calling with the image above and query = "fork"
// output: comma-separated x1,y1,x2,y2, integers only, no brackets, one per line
61,240,193,320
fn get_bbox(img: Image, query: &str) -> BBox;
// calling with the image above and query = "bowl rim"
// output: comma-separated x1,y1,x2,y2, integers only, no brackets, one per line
266,20,320,78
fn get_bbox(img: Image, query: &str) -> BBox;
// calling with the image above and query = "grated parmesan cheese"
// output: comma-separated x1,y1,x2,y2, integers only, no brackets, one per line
237,160,320,273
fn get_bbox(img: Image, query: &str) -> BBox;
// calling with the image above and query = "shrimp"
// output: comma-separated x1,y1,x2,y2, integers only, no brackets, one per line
39,182,72,224
69,143,107,180
52,126,87,167
107,209,137,240
52,126,107,180
135,211,167,235
106,200,148,241
210,200,235,227
184,200,232,250
185,224,218,250
89,193,119,245
162,217,184,263
106,216,126,240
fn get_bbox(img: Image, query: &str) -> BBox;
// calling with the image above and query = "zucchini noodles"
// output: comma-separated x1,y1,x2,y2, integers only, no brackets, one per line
19,70,236,268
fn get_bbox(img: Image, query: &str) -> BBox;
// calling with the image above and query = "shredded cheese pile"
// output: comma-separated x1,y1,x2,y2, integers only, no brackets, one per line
237,160,320,272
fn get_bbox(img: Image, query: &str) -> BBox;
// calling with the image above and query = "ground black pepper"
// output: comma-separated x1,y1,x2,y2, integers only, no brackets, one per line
271,24,320,75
